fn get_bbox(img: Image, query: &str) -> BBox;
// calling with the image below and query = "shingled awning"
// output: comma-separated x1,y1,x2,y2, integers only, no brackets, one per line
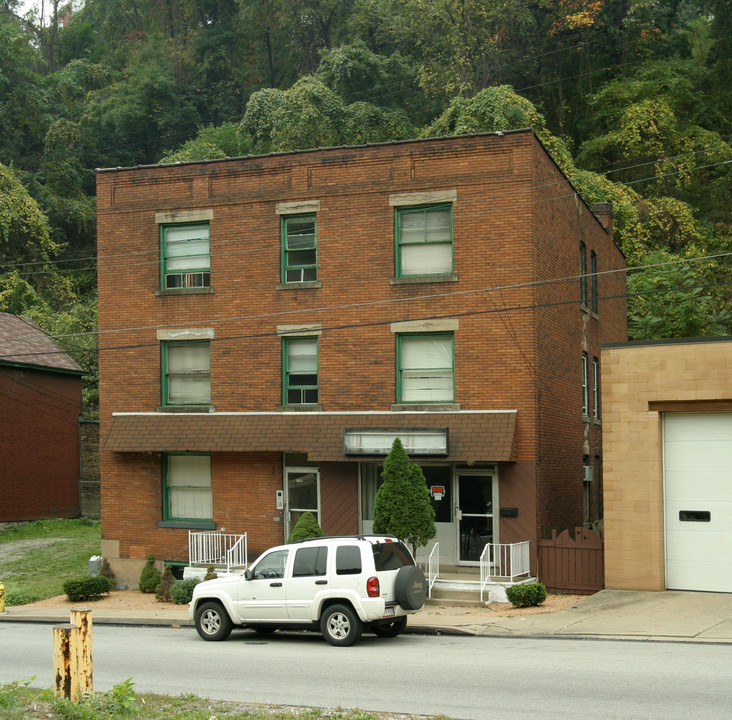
103,410,517,463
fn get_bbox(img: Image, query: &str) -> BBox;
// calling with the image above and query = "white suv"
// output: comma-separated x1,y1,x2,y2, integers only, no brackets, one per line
190,535,427,646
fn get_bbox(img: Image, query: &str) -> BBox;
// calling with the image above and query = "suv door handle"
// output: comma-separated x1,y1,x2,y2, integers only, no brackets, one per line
315,580,328,585
270,582,282,587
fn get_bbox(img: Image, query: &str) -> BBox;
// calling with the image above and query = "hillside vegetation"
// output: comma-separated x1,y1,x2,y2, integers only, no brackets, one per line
1,0,730,415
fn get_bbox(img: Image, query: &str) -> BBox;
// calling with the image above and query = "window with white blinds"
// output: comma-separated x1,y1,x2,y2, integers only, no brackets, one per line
162,223,210,288
163,342,211,405
284,337,318,404
164,454,212,521
397,334,454,402
396,205,453,276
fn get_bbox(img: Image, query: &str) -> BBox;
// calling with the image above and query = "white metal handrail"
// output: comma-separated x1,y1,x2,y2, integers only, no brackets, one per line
188,531,248,572
480,541,531,602
226,534,248,572
427,542,440,598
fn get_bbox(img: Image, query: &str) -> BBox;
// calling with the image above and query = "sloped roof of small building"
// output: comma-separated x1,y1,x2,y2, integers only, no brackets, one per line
0,313,84,374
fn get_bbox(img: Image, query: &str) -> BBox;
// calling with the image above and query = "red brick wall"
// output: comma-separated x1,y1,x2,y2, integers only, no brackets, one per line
97,131,626,561
1,366,82,521
531,141,627,536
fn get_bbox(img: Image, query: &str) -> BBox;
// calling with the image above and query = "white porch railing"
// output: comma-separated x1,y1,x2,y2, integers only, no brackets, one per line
188,531,248,573
480,541,531,602
427,542,440,598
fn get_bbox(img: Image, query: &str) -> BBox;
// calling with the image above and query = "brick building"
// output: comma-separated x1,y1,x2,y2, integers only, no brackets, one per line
96,130,627,585
0,313,84,521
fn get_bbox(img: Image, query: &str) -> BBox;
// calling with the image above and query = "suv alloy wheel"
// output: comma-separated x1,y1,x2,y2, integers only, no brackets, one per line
195,601,233,641
320,603,363,646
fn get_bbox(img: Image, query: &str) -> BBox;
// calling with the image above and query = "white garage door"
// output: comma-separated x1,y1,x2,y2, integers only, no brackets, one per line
664,413,732,592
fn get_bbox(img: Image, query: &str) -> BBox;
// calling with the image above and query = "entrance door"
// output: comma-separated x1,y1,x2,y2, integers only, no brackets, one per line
285,468,320,538
456,472,496,563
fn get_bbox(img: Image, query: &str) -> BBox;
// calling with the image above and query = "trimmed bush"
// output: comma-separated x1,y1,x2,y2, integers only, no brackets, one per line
287,511,327,543
138,554,162,593
171,578,200,605
99,558,116,585
505,582,548,608
204,566,218,581
155,565,176,602
63,576,111,602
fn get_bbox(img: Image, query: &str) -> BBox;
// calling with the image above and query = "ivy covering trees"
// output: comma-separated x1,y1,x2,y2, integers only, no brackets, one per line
0,0,730,417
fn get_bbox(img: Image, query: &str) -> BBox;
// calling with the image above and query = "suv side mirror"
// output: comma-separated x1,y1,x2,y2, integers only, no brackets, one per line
244,568,253,581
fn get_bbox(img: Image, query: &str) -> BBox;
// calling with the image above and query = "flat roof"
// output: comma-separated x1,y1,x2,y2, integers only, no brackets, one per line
603,336,732,350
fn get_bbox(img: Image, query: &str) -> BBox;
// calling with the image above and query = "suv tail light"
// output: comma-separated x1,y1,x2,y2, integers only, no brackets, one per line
367,576,380,597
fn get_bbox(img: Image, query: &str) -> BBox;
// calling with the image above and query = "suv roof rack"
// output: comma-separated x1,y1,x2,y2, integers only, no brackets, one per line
292,534,398,545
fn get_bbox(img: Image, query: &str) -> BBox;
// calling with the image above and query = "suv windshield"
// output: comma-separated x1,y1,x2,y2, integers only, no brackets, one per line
372,541,414,571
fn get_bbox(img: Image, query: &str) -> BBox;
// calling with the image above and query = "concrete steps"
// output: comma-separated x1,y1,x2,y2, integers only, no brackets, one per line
426,572,538,605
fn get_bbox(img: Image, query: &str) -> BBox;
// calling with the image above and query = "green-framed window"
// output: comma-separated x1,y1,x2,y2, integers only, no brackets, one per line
397,333,454,403
282,214,317,283
162,341,211,405
283,337,318,405
162,453,212,522
395,204,453,276
580,242,588,306
161,222,210,289
590,250,598,313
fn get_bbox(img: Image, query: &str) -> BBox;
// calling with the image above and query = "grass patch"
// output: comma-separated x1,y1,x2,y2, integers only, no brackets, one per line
0,519,101,605
0,680,445,720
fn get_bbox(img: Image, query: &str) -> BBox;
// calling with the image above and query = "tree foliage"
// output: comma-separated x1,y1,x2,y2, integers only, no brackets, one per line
0,0,731,421
287,511,327,543
373,438,436,555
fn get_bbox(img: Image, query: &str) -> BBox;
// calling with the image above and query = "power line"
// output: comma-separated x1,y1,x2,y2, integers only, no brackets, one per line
4,251,729,364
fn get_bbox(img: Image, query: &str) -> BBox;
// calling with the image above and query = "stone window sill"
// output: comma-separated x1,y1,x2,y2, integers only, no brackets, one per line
156,287,214,296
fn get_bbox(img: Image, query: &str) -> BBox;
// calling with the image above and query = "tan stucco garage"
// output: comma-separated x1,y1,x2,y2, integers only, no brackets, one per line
602,337,732,592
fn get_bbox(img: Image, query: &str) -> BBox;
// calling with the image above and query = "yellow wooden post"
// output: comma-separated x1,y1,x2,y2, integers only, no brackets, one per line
70,608,93,695
53,624,80,702
0,581,5,613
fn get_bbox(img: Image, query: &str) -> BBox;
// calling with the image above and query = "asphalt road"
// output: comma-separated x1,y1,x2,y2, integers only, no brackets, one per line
2,623,731,719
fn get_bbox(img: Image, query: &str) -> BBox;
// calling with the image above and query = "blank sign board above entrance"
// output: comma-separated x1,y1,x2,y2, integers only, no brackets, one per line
343,429,448,456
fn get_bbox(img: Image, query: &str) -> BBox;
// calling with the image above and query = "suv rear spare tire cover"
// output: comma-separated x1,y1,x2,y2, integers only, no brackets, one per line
395,565,427,610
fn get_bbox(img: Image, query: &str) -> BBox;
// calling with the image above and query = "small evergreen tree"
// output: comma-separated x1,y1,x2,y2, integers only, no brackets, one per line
155,565,175,602
287,511,327,543
372,438,436,557
99,558,116,586
204,566,218,581
138,554,162,593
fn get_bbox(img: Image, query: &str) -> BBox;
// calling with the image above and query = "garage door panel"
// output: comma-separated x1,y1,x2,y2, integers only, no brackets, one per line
664,413,732,593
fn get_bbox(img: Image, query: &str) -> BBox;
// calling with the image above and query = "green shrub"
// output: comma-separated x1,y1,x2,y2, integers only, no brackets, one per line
138,555,161,593
155,565,176,602
505,582,548,608
170,578,200,605
287,511,327,543
99,557,116,585
203,566,218,581
62,576,111,602
4,590,41,606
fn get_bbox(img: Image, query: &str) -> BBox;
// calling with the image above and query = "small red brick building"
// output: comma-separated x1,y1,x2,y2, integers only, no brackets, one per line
96,130,626,585
0,313,84,521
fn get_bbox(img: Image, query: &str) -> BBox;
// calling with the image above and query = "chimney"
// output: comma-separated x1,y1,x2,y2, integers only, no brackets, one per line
592,203,613,235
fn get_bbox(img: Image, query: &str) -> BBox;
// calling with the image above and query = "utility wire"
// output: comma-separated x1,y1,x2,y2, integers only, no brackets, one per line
4,256,730,363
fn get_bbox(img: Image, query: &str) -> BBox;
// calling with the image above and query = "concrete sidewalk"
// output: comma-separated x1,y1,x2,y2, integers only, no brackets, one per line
2,589,731,643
